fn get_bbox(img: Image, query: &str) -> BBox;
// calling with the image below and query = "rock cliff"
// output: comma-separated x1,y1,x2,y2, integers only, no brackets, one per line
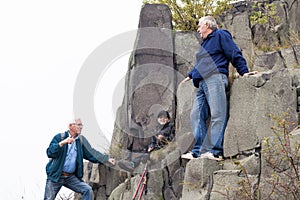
77,1,300,199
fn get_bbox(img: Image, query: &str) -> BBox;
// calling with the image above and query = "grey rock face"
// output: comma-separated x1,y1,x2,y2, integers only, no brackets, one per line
126,4,176,140
78,2,300,200
181,158,222,200
224,69,298,157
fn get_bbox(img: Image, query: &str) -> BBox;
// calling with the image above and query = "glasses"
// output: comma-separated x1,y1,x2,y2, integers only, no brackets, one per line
72,123,83,127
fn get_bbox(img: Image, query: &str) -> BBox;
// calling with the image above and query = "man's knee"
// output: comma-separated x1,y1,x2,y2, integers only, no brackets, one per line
44,191,55,200
83,184,92,193
75,183,93,200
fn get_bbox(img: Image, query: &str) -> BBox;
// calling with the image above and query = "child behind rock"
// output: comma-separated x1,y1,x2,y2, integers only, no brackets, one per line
118,110,175,172
147,110,175,152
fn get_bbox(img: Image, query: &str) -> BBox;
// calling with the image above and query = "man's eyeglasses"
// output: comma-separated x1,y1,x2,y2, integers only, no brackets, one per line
72,123,83,127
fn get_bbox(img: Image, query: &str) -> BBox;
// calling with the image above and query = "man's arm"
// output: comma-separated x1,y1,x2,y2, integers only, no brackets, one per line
46,133,64,159
220,30,249,76
81,136,115,165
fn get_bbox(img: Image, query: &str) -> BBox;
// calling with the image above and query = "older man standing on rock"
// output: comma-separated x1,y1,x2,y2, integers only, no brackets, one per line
180,16,257,160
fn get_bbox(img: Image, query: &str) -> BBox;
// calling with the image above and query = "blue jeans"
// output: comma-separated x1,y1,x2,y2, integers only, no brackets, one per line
44,175,93,200
190,73,228,157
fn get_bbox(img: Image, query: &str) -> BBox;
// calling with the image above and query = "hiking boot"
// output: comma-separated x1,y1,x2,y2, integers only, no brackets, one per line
200,152,223,161
118,160,135,172
181,152,197,160
141,153,150,163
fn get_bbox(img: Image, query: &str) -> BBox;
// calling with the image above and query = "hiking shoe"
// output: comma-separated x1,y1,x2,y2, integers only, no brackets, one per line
181,152,196,160
118,160,135,172
200,152,223,161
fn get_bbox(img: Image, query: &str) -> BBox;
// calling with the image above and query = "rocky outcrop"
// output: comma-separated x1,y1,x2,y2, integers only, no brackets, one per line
127,3,175,135
180,70,300,200
77,1,300,200
224,69,299,157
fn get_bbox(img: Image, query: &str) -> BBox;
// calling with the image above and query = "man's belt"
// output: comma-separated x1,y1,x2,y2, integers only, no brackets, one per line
61,171,74,176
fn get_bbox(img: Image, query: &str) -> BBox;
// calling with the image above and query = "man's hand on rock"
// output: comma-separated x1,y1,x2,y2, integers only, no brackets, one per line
243,71,258,77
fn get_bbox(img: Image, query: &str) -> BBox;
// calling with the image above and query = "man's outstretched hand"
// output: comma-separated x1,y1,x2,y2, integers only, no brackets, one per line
108,158,116,165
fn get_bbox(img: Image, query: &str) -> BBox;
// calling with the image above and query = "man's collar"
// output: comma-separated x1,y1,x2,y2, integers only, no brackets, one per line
206,28,217,39
67,131,79,140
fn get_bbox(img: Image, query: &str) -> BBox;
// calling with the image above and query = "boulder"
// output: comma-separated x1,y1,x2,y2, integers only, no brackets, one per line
224,69,298,157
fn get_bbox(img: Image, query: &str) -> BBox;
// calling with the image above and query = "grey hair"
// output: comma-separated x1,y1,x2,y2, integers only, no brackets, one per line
199,16,218,30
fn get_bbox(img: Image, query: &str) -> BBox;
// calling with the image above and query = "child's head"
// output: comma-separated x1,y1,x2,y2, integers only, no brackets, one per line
157,110,170,125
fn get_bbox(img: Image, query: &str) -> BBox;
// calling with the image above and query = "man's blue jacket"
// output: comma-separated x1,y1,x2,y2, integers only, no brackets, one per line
188,29,249,88
45,131,109,182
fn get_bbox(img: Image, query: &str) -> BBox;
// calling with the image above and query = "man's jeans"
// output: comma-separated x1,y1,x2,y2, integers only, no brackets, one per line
190,73,228,157
44,175,93,200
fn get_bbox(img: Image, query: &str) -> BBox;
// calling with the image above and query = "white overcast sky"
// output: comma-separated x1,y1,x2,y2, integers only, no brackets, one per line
0,0,143,199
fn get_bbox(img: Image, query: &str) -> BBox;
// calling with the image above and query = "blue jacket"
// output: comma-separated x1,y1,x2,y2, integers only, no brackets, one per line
45,131,109,182
188,29,249,87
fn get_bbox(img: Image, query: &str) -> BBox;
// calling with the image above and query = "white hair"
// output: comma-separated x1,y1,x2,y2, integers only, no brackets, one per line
68,118,81,125
199,16,218,30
